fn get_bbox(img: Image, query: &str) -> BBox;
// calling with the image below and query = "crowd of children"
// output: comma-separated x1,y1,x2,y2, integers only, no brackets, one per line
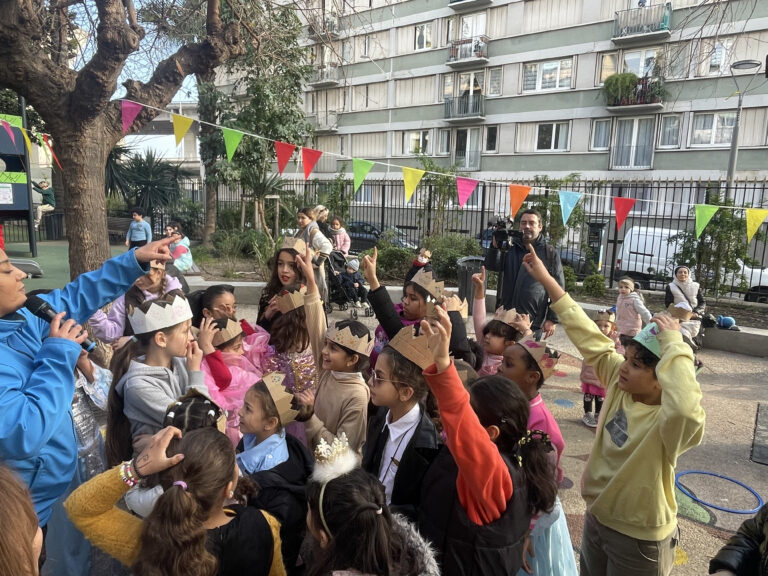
0,207,721,576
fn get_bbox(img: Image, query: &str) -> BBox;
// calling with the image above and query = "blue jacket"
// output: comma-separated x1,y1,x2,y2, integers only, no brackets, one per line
126,219,152,243
0,250,146,525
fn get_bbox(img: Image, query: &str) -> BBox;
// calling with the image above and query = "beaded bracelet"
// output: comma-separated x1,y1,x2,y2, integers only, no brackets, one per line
131,457,146,480
119,461,138,487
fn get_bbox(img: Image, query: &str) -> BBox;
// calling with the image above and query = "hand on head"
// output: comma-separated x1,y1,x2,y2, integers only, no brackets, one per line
196,317,220,355
134,236,174,264
133,426,185,477
652,313,680,334
419,304,452,373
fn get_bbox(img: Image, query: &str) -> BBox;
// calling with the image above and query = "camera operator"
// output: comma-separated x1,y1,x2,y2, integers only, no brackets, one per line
484,209,564,339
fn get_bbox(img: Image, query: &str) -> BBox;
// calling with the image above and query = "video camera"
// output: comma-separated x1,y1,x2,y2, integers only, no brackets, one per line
489,216,523,251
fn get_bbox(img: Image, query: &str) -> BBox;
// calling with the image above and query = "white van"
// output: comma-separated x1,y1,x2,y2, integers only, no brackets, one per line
615,226,680,289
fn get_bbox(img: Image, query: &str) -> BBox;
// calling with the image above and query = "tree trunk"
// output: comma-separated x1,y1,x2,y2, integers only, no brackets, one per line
56,128,113,278
257,198,272,242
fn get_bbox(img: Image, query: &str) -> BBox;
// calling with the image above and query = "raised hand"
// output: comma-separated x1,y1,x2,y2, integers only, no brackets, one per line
196,317,219,355
295,244,316,293
521,243,550,283
134,236,174,264
471,266,486,299
361,247,380,291
652,313,680,334
132,426,184,477
419,305,452,372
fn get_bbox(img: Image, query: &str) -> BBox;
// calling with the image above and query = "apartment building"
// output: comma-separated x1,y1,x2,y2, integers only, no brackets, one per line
301,0,768,185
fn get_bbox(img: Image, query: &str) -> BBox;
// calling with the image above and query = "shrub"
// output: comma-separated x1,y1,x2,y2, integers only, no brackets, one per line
422,234,482,281
582,273,606,298
374,244,414,281
562,265,577,293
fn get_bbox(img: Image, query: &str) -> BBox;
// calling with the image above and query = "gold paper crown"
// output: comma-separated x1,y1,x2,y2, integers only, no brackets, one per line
262,372,299,426
493,306,519,328
312,432,359,483
419,248,432,259
326,324,374,357
128,295,193,335
388,325,433,370
212,318,244,348
275,286,307,314
518,339,560,381
280,237,308,255
410,268,445,302
443,293,468,319
595,309,615,324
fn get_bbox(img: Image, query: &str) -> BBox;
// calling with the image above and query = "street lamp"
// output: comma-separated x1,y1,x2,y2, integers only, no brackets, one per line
725,59,762,199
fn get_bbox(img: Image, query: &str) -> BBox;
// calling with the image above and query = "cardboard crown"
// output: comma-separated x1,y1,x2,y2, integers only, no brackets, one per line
280,237,308,255
326,324,374,357
410,268,445,302
275,286,307,314
262,372,299,426
212,318,244,348
518,339,560,381
128,295,193,335
493,306,519,328
388,325,433,370
594,309,616,324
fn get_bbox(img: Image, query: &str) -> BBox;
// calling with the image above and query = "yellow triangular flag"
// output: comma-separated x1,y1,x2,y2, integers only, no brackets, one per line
172,114,194,147
19,127,33,155
746,208,768,243
402,167,425,202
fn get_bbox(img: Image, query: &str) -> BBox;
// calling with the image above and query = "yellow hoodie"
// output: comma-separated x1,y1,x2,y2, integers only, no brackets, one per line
551,294,705,541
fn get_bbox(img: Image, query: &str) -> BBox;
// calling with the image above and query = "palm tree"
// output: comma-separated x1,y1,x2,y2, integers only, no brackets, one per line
104,144,134,203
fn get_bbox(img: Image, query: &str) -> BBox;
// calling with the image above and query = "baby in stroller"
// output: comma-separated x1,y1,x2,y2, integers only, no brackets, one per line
325,253,373,318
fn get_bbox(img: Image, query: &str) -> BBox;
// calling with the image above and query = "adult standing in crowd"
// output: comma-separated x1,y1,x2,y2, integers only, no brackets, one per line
0,237,172,553
485,209,564,339
295,207,333,303
665,265,706,350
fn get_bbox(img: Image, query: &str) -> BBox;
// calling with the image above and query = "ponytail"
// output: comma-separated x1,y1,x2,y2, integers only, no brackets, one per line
516,431,557,516
106,336,146,466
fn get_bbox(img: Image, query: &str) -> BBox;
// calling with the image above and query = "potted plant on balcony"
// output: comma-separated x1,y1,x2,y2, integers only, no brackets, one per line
473,40,484,58
601,72,638,106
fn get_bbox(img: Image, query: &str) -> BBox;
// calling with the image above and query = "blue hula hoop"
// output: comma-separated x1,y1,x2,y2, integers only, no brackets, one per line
675,470,764,515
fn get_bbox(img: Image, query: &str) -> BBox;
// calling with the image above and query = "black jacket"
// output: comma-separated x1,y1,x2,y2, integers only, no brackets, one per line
485,234,563,331
362,405,441,520
710,504,768,576
244,434,314,576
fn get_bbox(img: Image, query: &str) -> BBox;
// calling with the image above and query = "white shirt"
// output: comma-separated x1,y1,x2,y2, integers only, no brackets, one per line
378,403,421,504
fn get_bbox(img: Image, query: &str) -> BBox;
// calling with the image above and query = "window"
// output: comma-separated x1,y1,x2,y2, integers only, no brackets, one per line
414,23,433,51
708,39,732,76
404,130,430,154
487,68,502,97
658,114,681,148
355,183,373,204
438,129,451,155
622,48,659,77
523,58,572,92
341,40,353,64
613,117,654,169
691,112,736,146
361,35,370,57
591,119,611,150
339,135,346,156
485,126,498,152
445,18,455,45
598,53,618,85
442,74,454,101
536,122,570,151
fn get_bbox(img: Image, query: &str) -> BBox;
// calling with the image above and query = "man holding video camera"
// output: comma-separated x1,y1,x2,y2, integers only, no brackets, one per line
484,209,564,339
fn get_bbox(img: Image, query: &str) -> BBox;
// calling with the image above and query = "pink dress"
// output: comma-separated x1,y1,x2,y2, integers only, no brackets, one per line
528,393,565,484
579,332,623,398
473,299,502,377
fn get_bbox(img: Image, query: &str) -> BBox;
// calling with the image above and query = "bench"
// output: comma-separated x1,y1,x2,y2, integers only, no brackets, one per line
107,217,133,244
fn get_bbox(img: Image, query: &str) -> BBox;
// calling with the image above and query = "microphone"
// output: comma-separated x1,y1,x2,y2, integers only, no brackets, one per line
24,295,97,352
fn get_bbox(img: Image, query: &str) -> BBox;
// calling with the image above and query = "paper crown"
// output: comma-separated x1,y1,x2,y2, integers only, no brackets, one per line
444,293,468,319
632,322,661,358
280,237,308,255
493,306,519,328
212,318,244,348
518,339,560,381
419,248,432,259
275,286,307,314
667,302,694,321
262,372,299,426
410,268,445,302
595,309,616,324
128,295,193,335
312,432,359,484
388,325,433,370
326,324,374,357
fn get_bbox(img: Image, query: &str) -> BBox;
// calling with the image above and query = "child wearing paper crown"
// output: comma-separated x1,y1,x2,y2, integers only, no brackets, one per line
257,237,309,332
615,276,652,347
291,245,373,454
471,265,532,376
580,309,623,429
105,294,209,467
339,258,369,309
404,247,433,283
362,325,441,516
237,373,314,576
498,339,578,576
416,306,558,576
521,243,705,576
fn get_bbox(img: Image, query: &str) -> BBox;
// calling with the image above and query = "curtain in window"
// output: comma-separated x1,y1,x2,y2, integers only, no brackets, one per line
659,116,679,147
615,119,634,166
635,118,654,167
692,114,713,145
593,120,610,149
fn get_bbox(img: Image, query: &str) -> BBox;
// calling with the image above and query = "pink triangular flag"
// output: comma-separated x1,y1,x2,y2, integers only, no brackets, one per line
613,197,637,230
301,147,323,180
42,134,63,170
121,101,143,134
275,141,296,174
1,120,16,146
456,177,478,208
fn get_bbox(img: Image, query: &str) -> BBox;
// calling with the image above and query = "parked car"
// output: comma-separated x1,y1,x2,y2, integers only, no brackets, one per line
558,245,590,278
346,220,418,253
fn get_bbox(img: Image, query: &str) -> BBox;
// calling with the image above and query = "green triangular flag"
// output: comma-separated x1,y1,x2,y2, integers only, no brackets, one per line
222,128,244,163
694,204,719,238
353,158,374,192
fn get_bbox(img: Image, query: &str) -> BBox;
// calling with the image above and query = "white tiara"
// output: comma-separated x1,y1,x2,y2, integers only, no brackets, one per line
128,296,193,335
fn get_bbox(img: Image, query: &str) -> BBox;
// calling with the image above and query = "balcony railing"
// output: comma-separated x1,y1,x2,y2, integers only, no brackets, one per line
448,0,492,12
447,35,489,67
308,65,340,87
611,145,653,170
612,3,672,44
605,76,665,113
308,14,340,38
455,148,481,171
312,111,338,133
444,94,485,121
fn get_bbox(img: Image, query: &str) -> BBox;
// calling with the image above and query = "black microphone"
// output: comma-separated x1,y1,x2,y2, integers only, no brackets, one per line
24,295,97,352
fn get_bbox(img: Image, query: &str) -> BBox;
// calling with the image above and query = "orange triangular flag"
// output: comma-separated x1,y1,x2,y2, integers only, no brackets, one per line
613,197,636,230
301,147,323,180
275,141,296,174
509,185,531,218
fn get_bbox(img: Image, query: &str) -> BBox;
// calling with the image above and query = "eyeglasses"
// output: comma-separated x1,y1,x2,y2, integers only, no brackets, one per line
369,373,411,389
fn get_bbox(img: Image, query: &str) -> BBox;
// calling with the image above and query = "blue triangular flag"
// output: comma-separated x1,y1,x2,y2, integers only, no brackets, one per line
558,190,582,226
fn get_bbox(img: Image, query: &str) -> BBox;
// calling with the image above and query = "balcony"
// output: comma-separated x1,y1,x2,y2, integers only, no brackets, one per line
444,94,485,122
307,14,341,39
308,65,340,88
455,148,481,171
446,36,489,68
604,75,665,113
611,145,653,170
310,111,339,133
448,0,492,12
612,3,672,45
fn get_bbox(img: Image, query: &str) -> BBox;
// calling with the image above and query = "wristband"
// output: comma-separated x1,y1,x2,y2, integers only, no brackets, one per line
119,461,138,487
131,457,146,479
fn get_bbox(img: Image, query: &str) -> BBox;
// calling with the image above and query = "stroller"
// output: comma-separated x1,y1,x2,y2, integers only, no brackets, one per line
324,251,374,319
